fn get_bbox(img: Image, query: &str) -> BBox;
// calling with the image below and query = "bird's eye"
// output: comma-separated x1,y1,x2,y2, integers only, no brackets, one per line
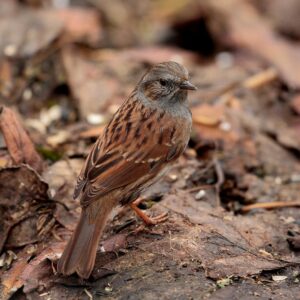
159,79,167,87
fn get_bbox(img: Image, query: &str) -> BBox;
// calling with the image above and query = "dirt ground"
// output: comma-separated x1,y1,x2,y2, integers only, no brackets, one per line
0,0,300,299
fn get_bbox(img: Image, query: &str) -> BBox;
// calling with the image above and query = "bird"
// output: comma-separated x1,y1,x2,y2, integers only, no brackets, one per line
57,61,197,279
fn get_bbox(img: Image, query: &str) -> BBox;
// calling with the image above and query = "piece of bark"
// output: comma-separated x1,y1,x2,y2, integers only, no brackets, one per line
0,106,43,173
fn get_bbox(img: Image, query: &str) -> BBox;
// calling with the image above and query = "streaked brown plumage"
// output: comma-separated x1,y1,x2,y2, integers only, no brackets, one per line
57,61,196,279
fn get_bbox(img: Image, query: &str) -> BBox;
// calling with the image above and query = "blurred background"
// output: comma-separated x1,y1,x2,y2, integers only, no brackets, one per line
2,0,300,122
2,0,300,206
1,0,300,299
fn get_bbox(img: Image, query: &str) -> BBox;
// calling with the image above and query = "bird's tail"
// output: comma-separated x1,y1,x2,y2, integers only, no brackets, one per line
57,205,111,279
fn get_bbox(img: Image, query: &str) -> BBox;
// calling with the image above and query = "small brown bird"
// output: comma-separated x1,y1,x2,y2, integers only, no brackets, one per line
57,61,196,279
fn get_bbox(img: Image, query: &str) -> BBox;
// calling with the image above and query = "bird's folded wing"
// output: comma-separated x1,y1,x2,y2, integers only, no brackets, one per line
73,101,187,207
79,142,180,207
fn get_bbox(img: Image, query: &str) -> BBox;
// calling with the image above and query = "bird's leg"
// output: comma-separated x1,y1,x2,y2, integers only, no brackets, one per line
130,198,168,225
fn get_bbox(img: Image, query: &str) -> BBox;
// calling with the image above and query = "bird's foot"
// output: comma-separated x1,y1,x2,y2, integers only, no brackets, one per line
130,198,168,226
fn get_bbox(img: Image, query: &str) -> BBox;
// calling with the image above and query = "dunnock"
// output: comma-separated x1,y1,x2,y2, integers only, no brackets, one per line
57,61,197,279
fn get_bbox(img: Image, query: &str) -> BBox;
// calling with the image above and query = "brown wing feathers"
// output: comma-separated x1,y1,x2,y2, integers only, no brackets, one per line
74,99,185,207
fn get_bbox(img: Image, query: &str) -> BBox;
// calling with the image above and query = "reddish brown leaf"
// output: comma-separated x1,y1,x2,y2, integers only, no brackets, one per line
192,104,224,126
0,244,63,299
160,191,298,279
62,47,120,118
0,106,43,173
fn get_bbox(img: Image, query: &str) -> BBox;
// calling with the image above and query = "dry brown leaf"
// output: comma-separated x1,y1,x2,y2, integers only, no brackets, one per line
62,47,120,118
0,106,43,173
0,249,32,300
160,191,299,279
0,165,55,252
43,159,83,230
78,125,105,139
0,243,63,300
192,104,224,126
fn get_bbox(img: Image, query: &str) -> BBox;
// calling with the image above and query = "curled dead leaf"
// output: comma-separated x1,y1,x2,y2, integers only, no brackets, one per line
0,106,43,173
0,243,64,299
192,104,224,126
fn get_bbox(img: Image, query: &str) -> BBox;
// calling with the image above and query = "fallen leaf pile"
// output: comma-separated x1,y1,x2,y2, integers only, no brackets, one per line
0,0,300,299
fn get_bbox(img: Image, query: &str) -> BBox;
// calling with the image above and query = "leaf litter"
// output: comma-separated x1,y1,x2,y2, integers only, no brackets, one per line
0,1,300,299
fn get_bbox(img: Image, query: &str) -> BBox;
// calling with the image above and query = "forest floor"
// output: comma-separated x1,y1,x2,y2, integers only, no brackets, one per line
0,1,300,299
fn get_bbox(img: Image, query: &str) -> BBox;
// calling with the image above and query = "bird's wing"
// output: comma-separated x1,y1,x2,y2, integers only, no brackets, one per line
74,98,187,207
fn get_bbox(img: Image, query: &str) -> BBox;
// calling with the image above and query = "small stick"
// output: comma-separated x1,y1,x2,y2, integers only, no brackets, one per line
240,201,300,213
243,68,278,89
213,157,224,206
218,68,278,105
187,184,215,193
84,289,93,300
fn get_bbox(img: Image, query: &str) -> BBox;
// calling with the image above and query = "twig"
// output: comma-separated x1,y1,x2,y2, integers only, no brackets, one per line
213,157,224,206
218,67,278,105
240,201,300,213
84,288,93,300
242,68,278,89
187,184,215,193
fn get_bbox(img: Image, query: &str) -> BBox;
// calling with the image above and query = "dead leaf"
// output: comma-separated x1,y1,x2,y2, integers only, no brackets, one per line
0,106,43,173
192,104,224,126
159,191,299,279
0,59,13,98
0,243,63,300
99,233,128,253
62,47,120,118
78,125,105,139
0,165,55,252
43,159,83,230
0,249,32,300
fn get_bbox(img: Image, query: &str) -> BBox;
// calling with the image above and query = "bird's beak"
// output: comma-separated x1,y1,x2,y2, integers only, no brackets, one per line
180,80,197,91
